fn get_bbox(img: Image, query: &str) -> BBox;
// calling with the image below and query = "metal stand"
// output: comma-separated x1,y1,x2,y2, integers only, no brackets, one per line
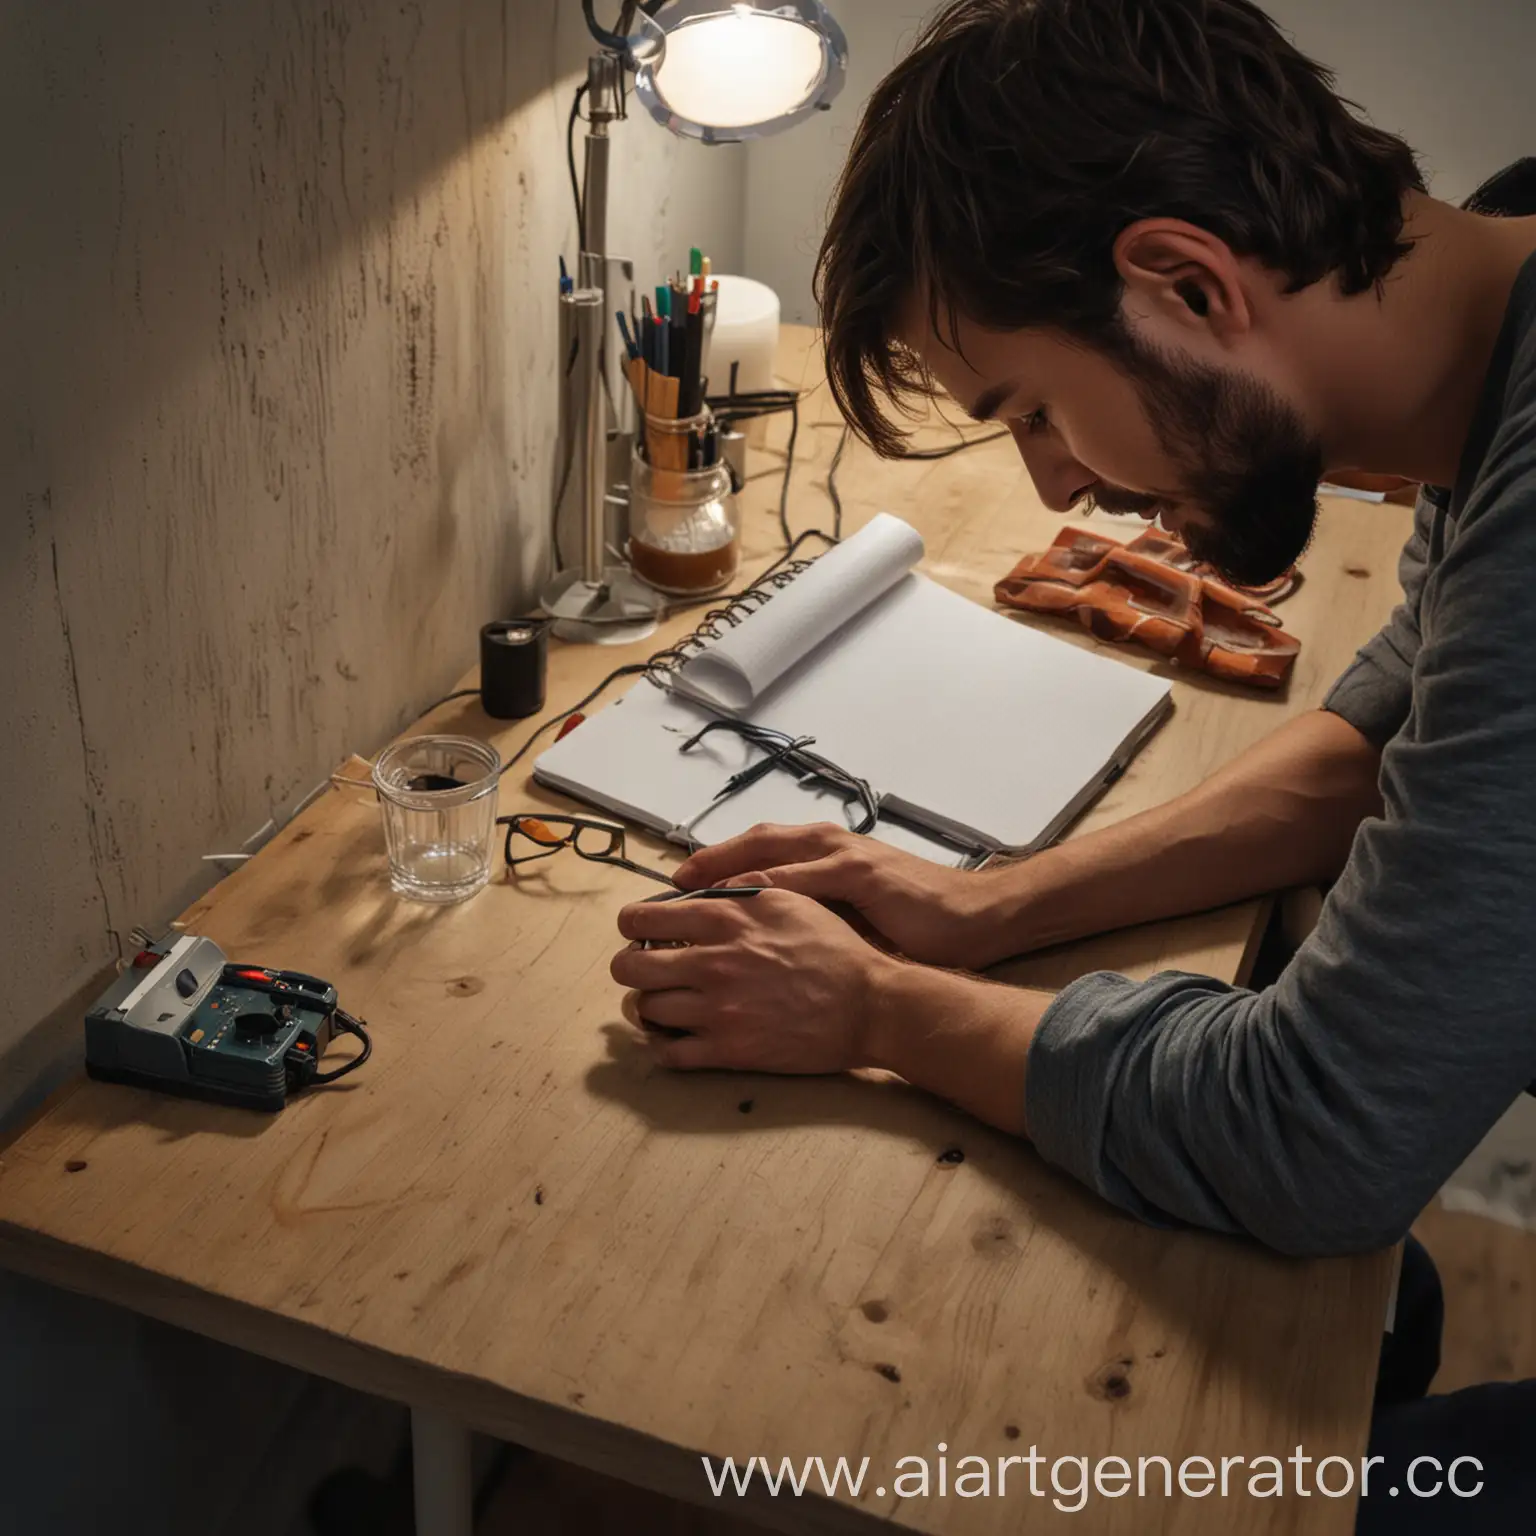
543,564,663,645
411,1407,474,1536
541,52,661,647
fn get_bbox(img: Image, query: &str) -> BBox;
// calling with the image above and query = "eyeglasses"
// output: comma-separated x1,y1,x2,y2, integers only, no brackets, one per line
498,814,676,886
677,719,879,836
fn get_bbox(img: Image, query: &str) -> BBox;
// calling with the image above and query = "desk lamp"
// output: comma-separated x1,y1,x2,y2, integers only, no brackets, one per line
542,0,847,642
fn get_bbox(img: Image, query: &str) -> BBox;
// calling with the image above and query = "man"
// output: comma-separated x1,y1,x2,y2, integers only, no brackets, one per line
609,0,1536,1522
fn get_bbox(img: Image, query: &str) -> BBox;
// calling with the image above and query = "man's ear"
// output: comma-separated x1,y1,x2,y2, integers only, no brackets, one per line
1112,220,1252,341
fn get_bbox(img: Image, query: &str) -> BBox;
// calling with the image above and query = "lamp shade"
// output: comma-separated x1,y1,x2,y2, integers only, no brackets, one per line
633,1,847,144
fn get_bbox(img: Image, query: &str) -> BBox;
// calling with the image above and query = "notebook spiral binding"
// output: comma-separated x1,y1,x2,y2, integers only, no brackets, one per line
640,554,821,689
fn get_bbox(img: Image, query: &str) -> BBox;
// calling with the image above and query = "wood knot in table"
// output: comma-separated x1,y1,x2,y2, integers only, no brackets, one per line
860,1299,889,1323
874,1362,902,1384
1087,1355,1136,1402
446,976,485,997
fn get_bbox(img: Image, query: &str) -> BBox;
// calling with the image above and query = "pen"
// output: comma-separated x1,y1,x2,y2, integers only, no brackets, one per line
656,284,671,320
684,295,705,414
616,311,640,362
671,303,686,383
689,246,703,278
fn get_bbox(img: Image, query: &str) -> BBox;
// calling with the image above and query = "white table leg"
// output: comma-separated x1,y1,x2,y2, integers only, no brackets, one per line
412,1406,474,1536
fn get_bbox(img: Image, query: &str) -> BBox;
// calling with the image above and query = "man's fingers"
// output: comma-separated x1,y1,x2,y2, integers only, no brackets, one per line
617,896,747,944
649,1034,730,1071
675,823,854,890
744,852,866,904
718,869,774,889
632,987,711,1033
610,944,707,990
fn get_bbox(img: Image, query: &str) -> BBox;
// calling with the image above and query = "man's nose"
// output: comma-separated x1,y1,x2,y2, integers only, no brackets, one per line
1009,420,1095,513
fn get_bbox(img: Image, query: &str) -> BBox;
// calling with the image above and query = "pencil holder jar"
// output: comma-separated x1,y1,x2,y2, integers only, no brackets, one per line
638,409,712,473
628,444,740,597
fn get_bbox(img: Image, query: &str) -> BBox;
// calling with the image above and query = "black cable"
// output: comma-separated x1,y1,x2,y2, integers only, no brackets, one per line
776,395,801,547
311,1009,372,1085
551,332,581,571
498,663,653,778
567,81,588,251
826,424,849,539
756,526,839,581
581,0,630,52
699,385,810,549
584,0,666,51
421,688,479,714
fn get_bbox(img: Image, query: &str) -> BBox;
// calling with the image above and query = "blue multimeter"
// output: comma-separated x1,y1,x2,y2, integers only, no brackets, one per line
84,933,370,1111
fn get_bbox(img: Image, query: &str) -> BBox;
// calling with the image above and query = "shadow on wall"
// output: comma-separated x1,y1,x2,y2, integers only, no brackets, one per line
0,0,587,1100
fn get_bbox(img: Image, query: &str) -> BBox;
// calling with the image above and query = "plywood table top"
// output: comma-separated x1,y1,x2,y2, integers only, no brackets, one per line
0,327,1409,1533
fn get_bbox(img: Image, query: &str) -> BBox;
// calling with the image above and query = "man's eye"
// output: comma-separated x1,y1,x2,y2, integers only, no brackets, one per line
1020,408,1050,435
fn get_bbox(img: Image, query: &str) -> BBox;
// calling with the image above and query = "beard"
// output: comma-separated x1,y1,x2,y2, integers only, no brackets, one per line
1087,334,1324,588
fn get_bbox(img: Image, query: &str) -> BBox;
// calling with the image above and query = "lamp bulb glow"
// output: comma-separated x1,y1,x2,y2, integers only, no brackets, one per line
653,12,827,131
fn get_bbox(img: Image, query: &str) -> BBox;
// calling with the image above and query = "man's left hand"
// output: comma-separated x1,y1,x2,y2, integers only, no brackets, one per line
610,889,898,1073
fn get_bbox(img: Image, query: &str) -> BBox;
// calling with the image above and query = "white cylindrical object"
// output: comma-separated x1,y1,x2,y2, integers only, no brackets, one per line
704,275,780,397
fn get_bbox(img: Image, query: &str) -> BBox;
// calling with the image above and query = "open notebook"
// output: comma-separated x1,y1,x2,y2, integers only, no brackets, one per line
534,514,1173,866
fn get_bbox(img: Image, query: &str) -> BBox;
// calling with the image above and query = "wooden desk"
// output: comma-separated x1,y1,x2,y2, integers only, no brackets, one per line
0,327,1409,1534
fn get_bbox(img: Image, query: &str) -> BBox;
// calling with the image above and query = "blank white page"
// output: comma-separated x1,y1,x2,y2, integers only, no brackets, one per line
744,573,1172,851
531,678,971,866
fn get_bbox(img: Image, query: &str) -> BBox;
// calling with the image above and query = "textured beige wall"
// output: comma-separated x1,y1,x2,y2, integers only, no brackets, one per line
0,0,744,1119
745,0,1536,322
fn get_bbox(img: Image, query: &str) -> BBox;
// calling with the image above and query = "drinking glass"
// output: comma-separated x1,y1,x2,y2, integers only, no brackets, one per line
371,736,500,903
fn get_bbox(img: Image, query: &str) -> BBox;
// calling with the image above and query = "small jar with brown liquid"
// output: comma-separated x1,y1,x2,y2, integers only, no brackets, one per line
627,428,740,596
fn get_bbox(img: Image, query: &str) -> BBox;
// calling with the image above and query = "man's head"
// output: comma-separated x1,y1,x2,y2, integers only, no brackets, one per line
817,0,1424,584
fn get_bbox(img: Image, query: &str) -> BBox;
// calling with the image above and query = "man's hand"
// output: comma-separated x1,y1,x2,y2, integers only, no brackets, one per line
672,824,1015,971
610,888,901,1073
609,886,1045,1134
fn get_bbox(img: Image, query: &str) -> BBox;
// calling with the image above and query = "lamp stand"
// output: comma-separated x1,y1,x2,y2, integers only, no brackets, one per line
542,52,660,646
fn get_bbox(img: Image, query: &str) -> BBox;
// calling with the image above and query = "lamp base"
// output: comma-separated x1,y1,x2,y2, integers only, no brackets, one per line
541,566,662,646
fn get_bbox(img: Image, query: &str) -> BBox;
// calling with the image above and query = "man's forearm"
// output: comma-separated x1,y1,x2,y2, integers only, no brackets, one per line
973,708,1384,962
863,962,1048,1136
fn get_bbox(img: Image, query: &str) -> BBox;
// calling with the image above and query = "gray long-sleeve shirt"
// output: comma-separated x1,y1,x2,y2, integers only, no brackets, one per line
1025,233,1536,1258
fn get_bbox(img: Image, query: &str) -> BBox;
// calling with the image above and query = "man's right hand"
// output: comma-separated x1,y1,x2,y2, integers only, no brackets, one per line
672,823,1016,971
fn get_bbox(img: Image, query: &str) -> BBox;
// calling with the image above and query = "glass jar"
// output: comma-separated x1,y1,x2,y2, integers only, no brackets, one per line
627,436,740,597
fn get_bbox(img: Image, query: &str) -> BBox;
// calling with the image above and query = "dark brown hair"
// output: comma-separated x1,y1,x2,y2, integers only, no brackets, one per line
817,0,1424,455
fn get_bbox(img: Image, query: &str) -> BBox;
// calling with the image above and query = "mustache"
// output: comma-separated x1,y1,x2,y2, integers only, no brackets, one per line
1074,483,1168,517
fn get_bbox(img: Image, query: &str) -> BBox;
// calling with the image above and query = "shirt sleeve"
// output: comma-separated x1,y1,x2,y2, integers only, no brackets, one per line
1321,489,1439,748
1025,424,1536,1256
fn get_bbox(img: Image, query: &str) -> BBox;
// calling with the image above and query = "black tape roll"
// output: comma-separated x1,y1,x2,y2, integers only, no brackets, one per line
480,619,548,720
